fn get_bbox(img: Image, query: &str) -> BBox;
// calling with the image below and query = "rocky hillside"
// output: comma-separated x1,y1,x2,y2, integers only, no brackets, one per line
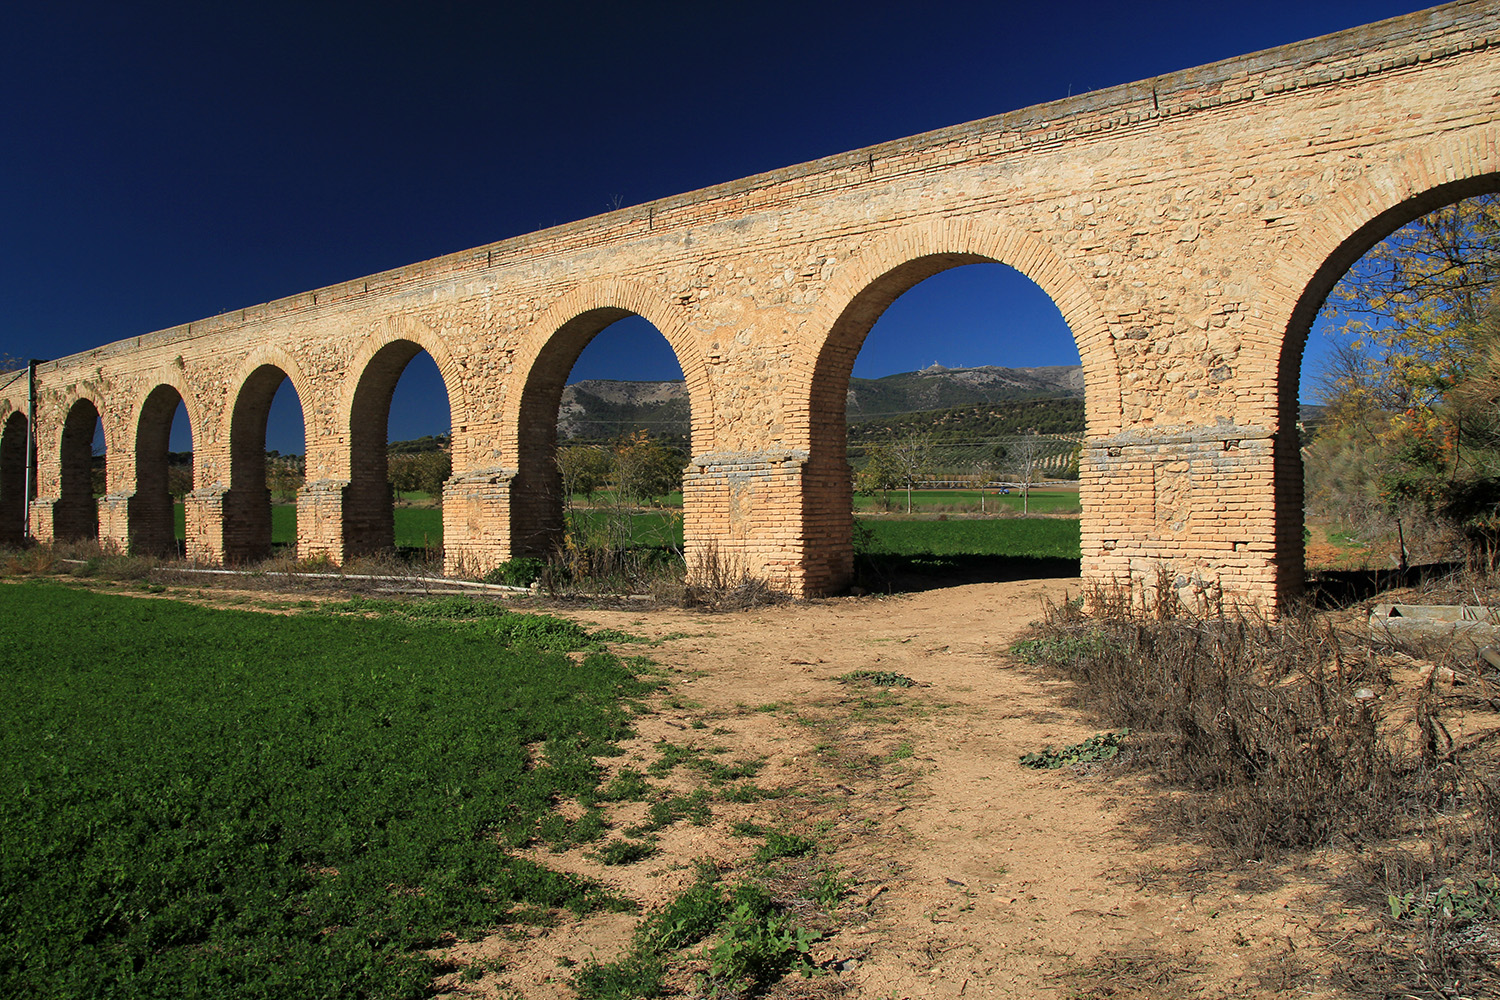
845,364,1083,422
558,380,690,441
558,364,1085,442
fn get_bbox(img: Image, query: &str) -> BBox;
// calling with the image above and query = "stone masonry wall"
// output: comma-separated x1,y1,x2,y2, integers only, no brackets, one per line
2,1,1497,607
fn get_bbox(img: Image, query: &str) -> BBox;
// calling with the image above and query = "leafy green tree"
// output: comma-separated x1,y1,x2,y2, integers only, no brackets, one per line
388,450,451,497
611,430,683,504
266,452,305,503
167,463,193,499
557,444,611,508
856,443,901,509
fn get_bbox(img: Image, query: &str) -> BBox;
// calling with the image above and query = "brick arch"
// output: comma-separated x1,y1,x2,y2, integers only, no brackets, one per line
1266,133,1500,429
0,410,29,546
334,315,469,468
228,345,315,444
333,317,465,557
800,217,1121,445
508,279,711,451
503,279,708,557
130,373,203,461
55,391,108,541
787,217,1114,592
1260,131,1500,596
128,378,199,555
224,348,313,562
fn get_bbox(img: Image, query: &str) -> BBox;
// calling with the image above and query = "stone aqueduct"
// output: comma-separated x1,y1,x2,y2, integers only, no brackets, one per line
3,2,1498,606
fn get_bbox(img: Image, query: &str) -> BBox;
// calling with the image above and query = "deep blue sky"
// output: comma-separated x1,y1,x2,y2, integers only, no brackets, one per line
2,1,1434,453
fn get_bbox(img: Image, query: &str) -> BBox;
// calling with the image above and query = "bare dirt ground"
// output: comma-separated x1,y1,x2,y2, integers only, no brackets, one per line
425,578,1409,1000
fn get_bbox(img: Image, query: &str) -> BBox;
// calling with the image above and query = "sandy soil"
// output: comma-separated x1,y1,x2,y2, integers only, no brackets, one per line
426,578,1412,1000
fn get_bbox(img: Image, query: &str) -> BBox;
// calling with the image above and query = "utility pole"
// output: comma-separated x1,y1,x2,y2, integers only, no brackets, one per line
23,360,41,540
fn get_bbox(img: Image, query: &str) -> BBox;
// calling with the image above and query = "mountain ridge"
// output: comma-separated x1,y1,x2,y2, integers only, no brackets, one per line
558,364,1085,441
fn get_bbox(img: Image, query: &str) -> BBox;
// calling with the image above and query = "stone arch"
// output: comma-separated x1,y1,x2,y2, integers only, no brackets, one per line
0,410,30,546
1263,132,1500,595
225,348,313,562
802,217,1120,443
55,393,107,541
792,217,1115,591
129,379,198,556
503,279,709,557
335,316,466,557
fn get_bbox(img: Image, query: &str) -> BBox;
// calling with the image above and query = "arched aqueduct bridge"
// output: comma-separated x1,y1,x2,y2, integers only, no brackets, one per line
3,2,1498,608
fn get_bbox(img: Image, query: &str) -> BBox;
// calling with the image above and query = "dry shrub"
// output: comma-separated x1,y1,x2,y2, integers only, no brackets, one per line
678,542,781,611
0,540,158,581
2,544,55,575
340,549,444,581
536,538,683,598
1017,586,1484,859
1020,577,1500,996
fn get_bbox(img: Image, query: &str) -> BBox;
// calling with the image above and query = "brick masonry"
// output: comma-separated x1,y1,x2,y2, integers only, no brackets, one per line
1,2,1497,607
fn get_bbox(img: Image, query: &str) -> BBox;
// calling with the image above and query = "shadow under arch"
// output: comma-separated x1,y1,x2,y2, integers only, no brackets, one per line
1268,147,1500,599
57,396,105,541
340,332,461,558
799,221,1113,593
0,411,30,546
130,382,195,556
506,282,706,560
227,359,309,562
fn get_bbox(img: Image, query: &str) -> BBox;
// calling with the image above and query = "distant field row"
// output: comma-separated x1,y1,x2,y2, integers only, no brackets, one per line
171,504,1080,562
854,487,1080,514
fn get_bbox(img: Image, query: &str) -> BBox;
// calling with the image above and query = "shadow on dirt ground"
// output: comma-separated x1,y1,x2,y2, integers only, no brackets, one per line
853,554,1081,593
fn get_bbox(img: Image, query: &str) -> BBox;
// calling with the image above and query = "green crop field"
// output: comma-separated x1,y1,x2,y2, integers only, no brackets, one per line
175,505,440,550
859,516,1081,560
272,503,296,545
393,507,443,549
566,508,685,549
0,584,652,999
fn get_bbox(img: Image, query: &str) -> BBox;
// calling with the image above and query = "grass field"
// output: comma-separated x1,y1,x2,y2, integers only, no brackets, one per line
0,584,651,999
859,516,1080,560
854,487,1081,514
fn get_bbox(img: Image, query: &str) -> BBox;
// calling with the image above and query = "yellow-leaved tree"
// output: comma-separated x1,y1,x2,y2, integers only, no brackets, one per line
1307,193,1500,564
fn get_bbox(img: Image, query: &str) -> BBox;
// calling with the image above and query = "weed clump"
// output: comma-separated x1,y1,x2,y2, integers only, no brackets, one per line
573,854,825,1000
1019,730,1129,769
322,595,610,650
839,669,917,688
592,838,659,866
483,556,547,587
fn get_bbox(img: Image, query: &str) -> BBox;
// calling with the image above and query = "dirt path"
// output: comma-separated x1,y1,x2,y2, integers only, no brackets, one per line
436,579,1366,999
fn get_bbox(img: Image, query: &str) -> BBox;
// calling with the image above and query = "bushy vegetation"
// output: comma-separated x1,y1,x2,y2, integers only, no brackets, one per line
387,449,451,498
544,432,689,593
0,583,654,999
